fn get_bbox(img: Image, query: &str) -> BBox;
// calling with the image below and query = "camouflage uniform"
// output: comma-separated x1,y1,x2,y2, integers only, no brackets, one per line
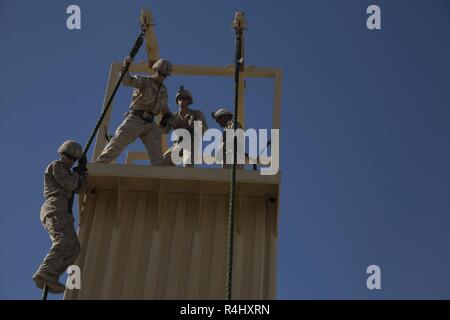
161,109,208,166
95,72,170,165
35,160,86,279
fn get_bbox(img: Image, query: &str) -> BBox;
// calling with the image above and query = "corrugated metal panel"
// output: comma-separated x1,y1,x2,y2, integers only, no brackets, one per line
65,165,279,300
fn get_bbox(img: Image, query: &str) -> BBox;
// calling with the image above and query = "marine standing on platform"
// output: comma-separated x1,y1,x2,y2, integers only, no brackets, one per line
160,86,208,166
95,57,173,165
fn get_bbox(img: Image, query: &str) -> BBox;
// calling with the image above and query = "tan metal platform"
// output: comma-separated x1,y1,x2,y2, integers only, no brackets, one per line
64,164,279,299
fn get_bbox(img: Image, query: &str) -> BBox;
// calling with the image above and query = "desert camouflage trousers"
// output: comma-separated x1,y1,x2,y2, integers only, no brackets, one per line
36,197,81,278
95,114,165,165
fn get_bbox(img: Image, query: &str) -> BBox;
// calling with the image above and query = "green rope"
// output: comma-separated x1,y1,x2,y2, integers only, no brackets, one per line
226,14,245,300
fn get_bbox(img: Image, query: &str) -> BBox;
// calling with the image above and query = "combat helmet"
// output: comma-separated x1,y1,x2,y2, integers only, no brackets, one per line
58,140,83,159
152,59,173,77
175,86,193,104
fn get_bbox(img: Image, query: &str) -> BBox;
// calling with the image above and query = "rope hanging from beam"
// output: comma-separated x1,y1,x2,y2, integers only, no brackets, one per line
226,11,246,301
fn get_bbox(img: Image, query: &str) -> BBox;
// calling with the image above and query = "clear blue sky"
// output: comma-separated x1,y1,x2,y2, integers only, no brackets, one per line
1,0,450,299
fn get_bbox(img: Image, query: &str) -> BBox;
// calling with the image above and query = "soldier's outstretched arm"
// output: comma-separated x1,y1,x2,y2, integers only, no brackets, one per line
122,73,145,89
52,161,81,192
121,56,144,89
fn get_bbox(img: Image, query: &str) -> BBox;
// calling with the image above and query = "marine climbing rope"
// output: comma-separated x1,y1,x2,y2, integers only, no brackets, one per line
41,21,149,301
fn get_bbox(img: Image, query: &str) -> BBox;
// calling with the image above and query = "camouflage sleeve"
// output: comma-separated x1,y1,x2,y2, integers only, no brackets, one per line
52,161,80,192
122,72,145,89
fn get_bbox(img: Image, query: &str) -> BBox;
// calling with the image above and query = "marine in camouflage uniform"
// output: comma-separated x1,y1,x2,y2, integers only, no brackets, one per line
211,107,245,169
33,140,88,294
160,86,208,167
94,58,173,165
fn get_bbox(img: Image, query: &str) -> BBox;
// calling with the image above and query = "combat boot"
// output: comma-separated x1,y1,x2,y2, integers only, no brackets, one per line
32,271,65,294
